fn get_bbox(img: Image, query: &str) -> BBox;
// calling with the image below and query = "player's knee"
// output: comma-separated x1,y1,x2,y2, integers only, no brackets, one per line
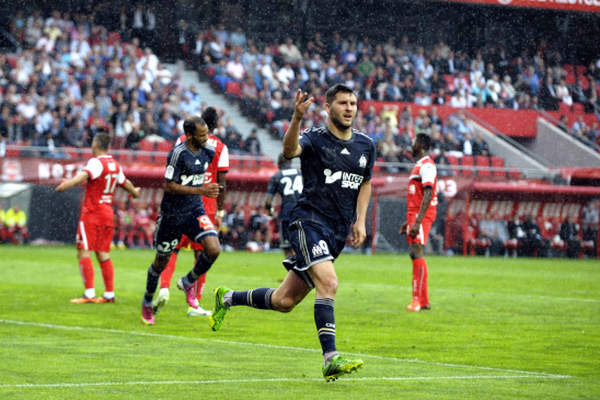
205,245,220,260
321,277,338,297
275,296,296,313
409,245,423,260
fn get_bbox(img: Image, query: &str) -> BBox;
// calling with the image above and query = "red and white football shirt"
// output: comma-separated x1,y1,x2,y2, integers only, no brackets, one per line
407,156,438,219
81,155,126,225
175,134,229,216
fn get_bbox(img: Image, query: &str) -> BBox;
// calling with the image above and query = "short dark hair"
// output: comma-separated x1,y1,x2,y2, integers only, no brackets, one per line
278,153,291,169
93,132,111,151
325,84,357,105
415,133,433,151
201,107,219,132
183,115,206,135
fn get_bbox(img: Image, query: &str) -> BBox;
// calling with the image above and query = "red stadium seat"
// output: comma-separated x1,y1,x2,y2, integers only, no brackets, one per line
154,141,172,164
507,168,521,180
565,74,576,85
578,75,590,91
490,156,506,178
225,81,242,99
475,155,491,178
559,102,571,114
137,140,154,163
573,103,585,114
63,146,80,160
461,155,474,177
563,64,574,75
446,155,459,175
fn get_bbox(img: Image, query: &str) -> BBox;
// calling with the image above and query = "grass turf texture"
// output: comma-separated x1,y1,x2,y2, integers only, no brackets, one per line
0,246,598,399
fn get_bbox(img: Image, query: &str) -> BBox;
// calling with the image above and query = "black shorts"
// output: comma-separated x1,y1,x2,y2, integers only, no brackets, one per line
153,212,217,256
280,219,292,249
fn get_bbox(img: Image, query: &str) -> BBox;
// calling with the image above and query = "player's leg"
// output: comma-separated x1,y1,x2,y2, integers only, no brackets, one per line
154,235,187,314
94,224,116,303
209,268,312,332
71,220,96,303
141,215,181,325
188,248,211,316
178,235,219,308
178,215,219,308
407,216,432,312
309,260,363,381
281,220,295,259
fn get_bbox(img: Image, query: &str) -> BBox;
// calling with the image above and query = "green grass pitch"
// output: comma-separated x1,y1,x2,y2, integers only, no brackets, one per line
0,246,598,399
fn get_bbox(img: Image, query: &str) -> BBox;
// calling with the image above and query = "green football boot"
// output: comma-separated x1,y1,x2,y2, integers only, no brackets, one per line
322,355,364,382
209,286,231,331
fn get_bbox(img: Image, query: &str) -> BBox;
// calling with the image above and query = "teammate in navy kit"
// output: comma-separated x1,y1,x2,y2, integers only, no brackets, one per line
141,116,222,325
210,84,375,382
265,153,303,258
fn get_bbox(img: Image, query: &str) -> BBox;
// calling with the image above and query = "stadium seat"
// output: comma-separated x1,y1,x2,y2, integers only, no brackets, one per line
63,146,80,160
563,64,574,75
154,141,172,164
507,168,521,180
475,155,491,178
559,102,571,114
565,74,576,85
225,81,242,99
490,156,506,178
446,154,459,175
573,103,585,114
578,75,590,91
137,140,154,163
461,155,474,177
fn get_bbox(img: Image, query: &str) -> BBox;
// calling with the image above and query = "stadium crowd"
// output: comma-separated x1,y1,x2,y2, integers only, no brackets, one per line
195,27,600,151
0,9,261,157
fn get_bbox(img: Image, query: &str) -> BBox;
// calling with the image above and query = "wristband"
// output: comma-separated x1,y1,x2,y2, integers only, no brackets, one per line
217,210,225,218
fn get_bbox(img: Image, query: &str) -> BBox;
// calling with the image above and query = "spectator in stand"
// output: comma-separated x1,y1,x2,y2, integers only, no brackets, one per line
582,198,599,256
472,133,490,156
226,54,246,81
560,214,581,258
522,213,546,257
555,78,573,107
572,116,586,136
479,214,503,256
243,128,262,154
508,215,526,256
278,38,302,65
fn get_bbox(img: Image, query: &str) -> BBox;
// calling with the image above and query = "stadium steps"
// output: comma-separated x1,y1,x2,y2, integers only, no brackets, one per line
533,118,600,168
467,118,555,180
163,63,282,161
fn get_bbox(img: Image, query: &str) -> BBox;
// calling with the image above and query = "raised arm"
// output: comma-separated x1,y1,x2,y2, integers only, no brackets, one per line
55,170,89,192
283,89,314,159
352,179,372,248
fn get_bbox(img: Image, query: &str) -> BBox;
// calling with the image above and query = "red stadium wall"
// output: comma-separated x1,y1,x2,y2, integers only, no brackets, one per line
360,101,539,138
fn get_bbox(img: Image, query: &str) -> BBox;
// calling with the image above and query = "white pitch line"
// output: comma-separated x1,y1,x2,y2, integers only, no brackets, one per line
0,375,569,389
0,319,570,379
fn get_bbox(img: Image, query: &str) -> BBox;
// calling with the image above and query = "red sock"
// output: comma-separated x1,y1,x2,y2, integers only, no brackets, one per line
80,257,94,289
99,259,114,292
195,274,206,301
412,258,426,302
160,252,178,289
420,261,429,306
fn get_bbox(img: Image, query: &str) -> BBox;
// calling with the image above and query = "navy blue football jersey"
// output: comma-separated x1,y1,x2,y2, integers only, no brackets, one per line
290,127,376,240
160,142,215,218
267,168,303,221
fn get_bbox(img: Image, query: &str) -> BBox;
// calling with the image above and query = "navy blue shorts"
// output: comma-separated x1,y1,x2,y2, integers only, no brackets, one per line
280,220,292,250
153,212,218,256
288,220,345,271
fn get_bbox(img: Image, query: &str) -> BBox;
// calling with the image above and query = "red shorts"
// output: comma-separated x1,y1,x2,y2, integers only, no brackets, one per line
406,213,435,246
77,219,114,252
175,214,216,251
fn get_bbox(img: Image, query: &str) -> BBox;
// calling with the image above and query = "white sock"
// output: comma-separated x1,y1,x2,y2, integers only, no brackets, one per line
223,291,233,308
103,291,115,299
323,351,339,367
159,288,170,297
84,288,95,298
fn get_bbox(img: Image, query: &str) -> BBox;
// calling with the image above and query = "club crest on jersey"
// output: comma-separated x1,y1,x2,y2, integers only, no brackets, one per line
359,155,367,168
324,169,363,190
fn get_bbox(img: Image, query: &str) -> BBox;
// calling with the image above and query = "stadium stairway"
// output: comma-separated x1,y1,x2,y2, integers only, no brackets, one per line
164,63,282,160
533,118,600,168
466,114,556,180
